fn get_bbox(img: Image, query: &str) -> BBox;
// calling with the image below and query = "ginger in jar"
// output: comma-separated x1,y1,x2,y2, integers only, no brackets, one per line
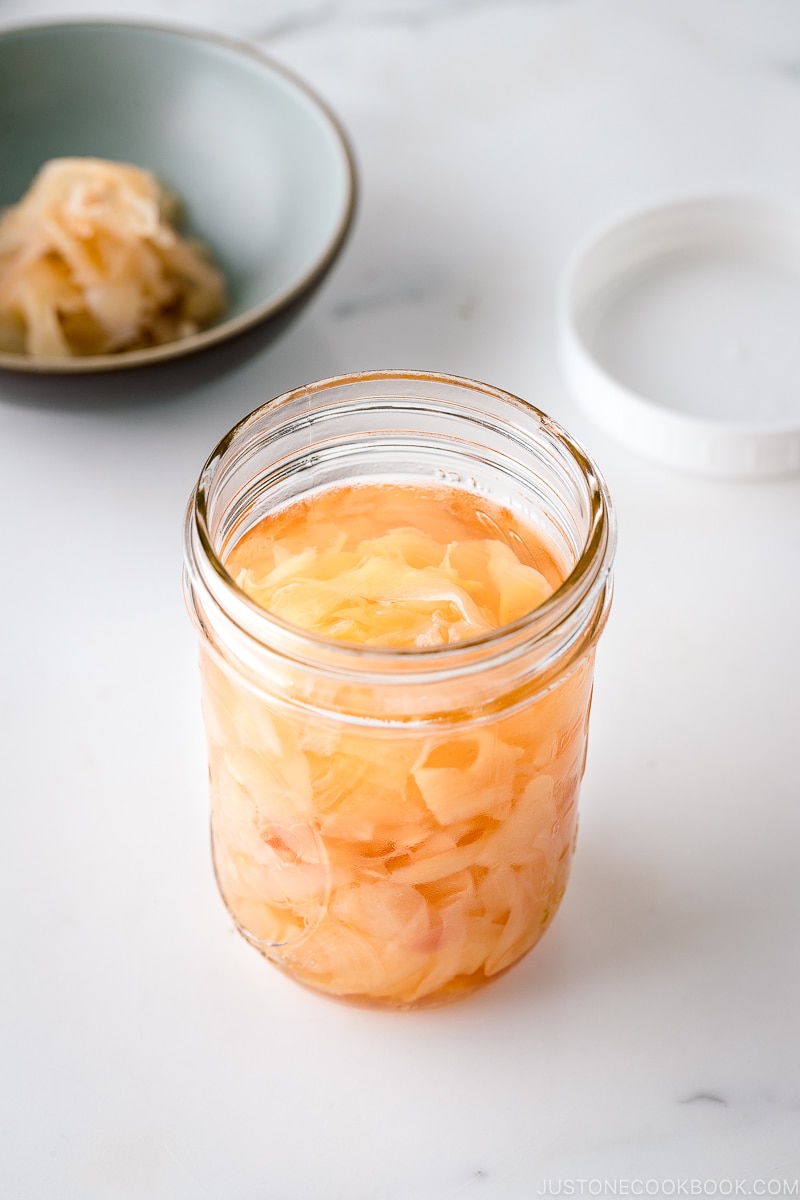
200,482,596,1008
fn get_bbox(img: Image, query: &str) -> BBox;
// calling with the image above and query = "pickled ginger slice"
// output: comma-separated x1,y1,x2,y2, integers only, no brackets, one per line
227,485,561,650
486,540,553,625
403,873,493,1001
472,775,558,870
482,866,552,976
284,916,428,998
387,830,492,886
412,729,525,824
212,837,309,948
0,157,226,357
201,653,296,762
306,729,431,842
316,778,433,846
331,879,432,954
255,554,494,646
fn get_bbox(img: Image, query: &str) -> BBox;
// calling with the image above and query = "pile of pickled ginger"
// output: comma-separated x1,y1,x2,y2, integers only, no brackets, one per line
0,158,226,357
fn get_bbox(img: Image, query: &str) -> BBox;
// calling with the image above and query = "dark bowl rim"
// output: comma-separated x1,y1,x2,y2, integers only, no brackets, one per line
0,17,359,374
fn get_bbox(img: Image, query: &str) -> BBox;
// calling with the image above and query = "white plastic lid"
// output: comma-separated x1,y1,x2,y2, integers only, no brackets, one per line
558,195,800,479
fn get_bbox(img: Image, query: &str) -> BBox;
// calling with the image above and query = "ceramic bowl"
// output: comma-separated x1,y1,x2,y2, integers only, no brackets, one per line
0,20,357,373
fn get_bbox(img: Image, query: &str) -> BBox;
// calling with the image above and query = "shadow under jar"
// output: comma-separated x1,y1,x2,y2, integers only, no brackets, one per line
183,371,616,1008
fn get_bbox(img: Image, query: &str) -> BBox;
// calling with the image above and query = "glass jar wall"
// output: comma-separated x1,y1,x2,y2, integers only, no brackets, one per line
183,371,615,1008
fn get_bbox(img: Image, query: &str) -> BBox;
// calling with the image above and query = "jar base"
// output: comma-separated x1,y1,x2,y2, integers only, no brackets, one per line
231,907,561,1010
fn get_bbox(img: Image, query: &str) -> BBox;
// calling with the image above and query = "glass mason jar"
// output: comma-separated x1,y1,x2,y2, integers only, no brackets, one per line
183,371,615,1008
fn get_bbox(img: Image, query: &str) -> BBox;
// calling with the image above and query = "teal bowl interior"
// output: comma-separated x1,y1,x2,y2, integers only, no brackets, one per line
0,21,356,372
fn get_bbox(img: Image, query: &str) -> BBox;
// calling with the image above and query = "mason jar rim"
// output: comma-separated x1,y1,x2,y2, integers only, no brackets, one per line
185,370,616,677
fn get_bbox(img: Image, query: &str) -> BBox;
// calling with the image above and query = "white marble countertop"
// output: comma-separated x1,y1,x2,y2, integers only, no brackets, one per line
2,2,799,1197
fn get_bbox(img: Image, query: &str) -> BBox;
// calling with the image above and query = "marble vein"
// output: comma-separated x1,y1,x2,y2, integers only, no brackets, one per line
251,0,576,42
329,281,435,319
